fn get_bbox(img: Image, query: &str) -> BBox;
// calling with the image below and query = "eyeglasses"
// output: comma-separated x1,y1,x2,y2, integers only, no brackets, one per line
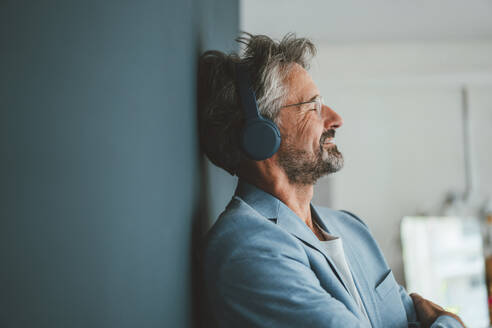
281,96,324,118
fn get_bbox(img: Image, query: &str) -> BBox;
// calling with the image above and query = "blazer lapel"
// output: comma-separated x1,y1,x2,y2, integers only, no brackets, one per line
313,206,379,327
234,180,351,298
275,203,352,296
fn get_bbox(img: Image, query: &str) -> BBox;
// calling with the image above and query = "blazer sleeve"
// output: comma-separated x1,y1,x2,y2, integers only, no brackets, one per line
398,284,419,326
398,285,463,328
208,250,372,328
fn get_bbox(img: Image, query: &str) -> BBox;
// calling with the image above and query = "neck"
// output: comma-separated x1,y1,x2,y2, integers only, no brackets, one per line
238,160,315,227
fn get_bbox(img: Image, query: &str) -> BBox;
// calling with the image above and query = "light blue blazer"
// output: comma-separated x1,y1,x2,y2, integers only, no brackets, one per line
203,180,463,327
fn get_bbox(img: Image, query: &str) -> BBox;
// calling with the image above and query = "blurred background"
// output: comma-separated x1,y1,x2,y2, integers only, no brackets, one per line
2,0,492,327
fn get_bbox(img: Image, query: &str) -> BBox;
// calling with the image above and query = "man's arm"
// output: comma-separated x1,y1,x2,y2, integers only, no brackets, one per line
410,293,466,328
397,284,465,328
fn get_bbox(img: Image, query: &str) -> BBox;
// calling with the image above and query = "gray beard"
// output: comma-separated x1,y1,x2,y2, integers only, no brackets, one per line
276,136,344,186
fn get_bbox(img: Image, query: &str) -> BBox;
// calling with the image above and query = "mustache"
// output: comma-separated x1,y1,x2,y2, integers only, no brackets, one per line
320,129,336,144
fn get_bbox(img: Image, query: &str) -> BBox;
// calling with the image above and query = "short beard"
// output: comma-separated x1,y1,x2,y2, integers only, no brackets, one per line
276,130,344,186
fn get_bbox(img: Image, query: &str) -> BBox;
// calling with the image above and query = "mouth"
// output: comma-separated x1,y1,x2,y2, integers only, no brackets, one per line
322,138,335,145
320,130,337,148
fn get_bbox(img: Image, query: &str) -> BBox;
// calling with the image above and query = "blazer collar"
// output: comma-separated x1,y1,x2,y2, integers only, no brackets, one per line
235,180,333,244
234,179,281,220
234,180,351,295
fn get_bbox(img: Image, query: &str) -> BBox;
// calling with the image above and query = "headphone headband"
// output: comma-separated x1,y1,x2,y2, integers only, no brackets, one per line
235,62,281,161
235,63,260,120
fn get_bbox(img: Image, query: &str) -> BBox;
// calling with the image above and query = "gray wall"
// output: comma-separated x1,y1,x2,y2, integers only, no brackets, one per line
1,1,237,327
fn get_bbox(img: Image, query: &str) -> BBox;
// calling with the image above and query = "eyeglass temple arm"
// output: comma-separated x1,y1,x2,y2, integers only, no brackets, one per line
281,99,317,108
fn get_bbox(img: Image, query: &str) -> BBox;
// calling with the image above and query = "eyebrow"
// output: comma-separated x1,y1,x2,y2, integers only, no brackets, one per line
293,94,319,105
282,94,321,108
305,94,320,102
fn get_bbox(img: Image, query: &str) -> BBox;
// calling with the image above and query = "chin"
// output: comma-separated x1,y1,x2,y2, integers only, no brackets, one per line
321,145,339,160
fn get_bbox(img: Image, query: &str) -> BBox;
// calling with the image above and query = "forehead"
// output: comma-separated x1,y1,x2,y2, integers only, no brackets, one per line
283,63,319,104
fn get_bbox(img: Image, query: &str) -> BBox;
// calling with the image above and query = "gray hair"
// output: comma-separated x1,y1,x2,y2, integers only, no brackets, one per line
197,33,316,175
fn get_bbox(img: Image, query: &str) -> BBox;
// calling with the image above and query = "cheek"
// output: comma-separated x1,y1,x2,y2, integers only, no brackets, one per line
294,128,315,148
307,125,323,143
296,119,319,146
279,116,323,150
297,131,322,153
312,135,322,151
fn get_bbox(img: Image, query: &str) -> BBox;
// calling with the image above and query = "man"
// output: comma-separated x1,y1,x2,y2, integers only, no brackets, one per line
197,33,465,328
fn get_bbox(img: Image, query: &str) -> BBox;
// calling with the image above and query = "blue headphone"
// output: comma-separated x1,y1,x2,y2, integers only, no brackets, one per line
235,63,281,161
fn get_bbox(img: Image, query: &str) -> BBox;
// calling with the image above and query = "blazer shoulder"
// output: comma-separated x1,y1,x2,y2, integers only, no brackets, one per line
203,197,307,269
205,196,276,242
338,209,369,229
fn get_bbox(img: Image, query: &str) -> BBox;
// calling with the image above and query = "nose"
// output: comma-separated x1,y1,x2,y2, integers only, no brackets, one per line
322,104,343,130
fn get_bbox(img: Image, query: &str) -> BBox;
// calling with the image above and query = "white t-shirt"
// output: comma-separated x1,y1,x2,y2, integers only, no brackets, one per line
315,220,372,325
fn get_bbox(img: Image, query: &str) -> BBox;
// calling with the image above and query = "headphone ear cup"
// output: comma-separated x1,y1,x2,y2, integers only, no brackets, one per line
241,118,281,161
